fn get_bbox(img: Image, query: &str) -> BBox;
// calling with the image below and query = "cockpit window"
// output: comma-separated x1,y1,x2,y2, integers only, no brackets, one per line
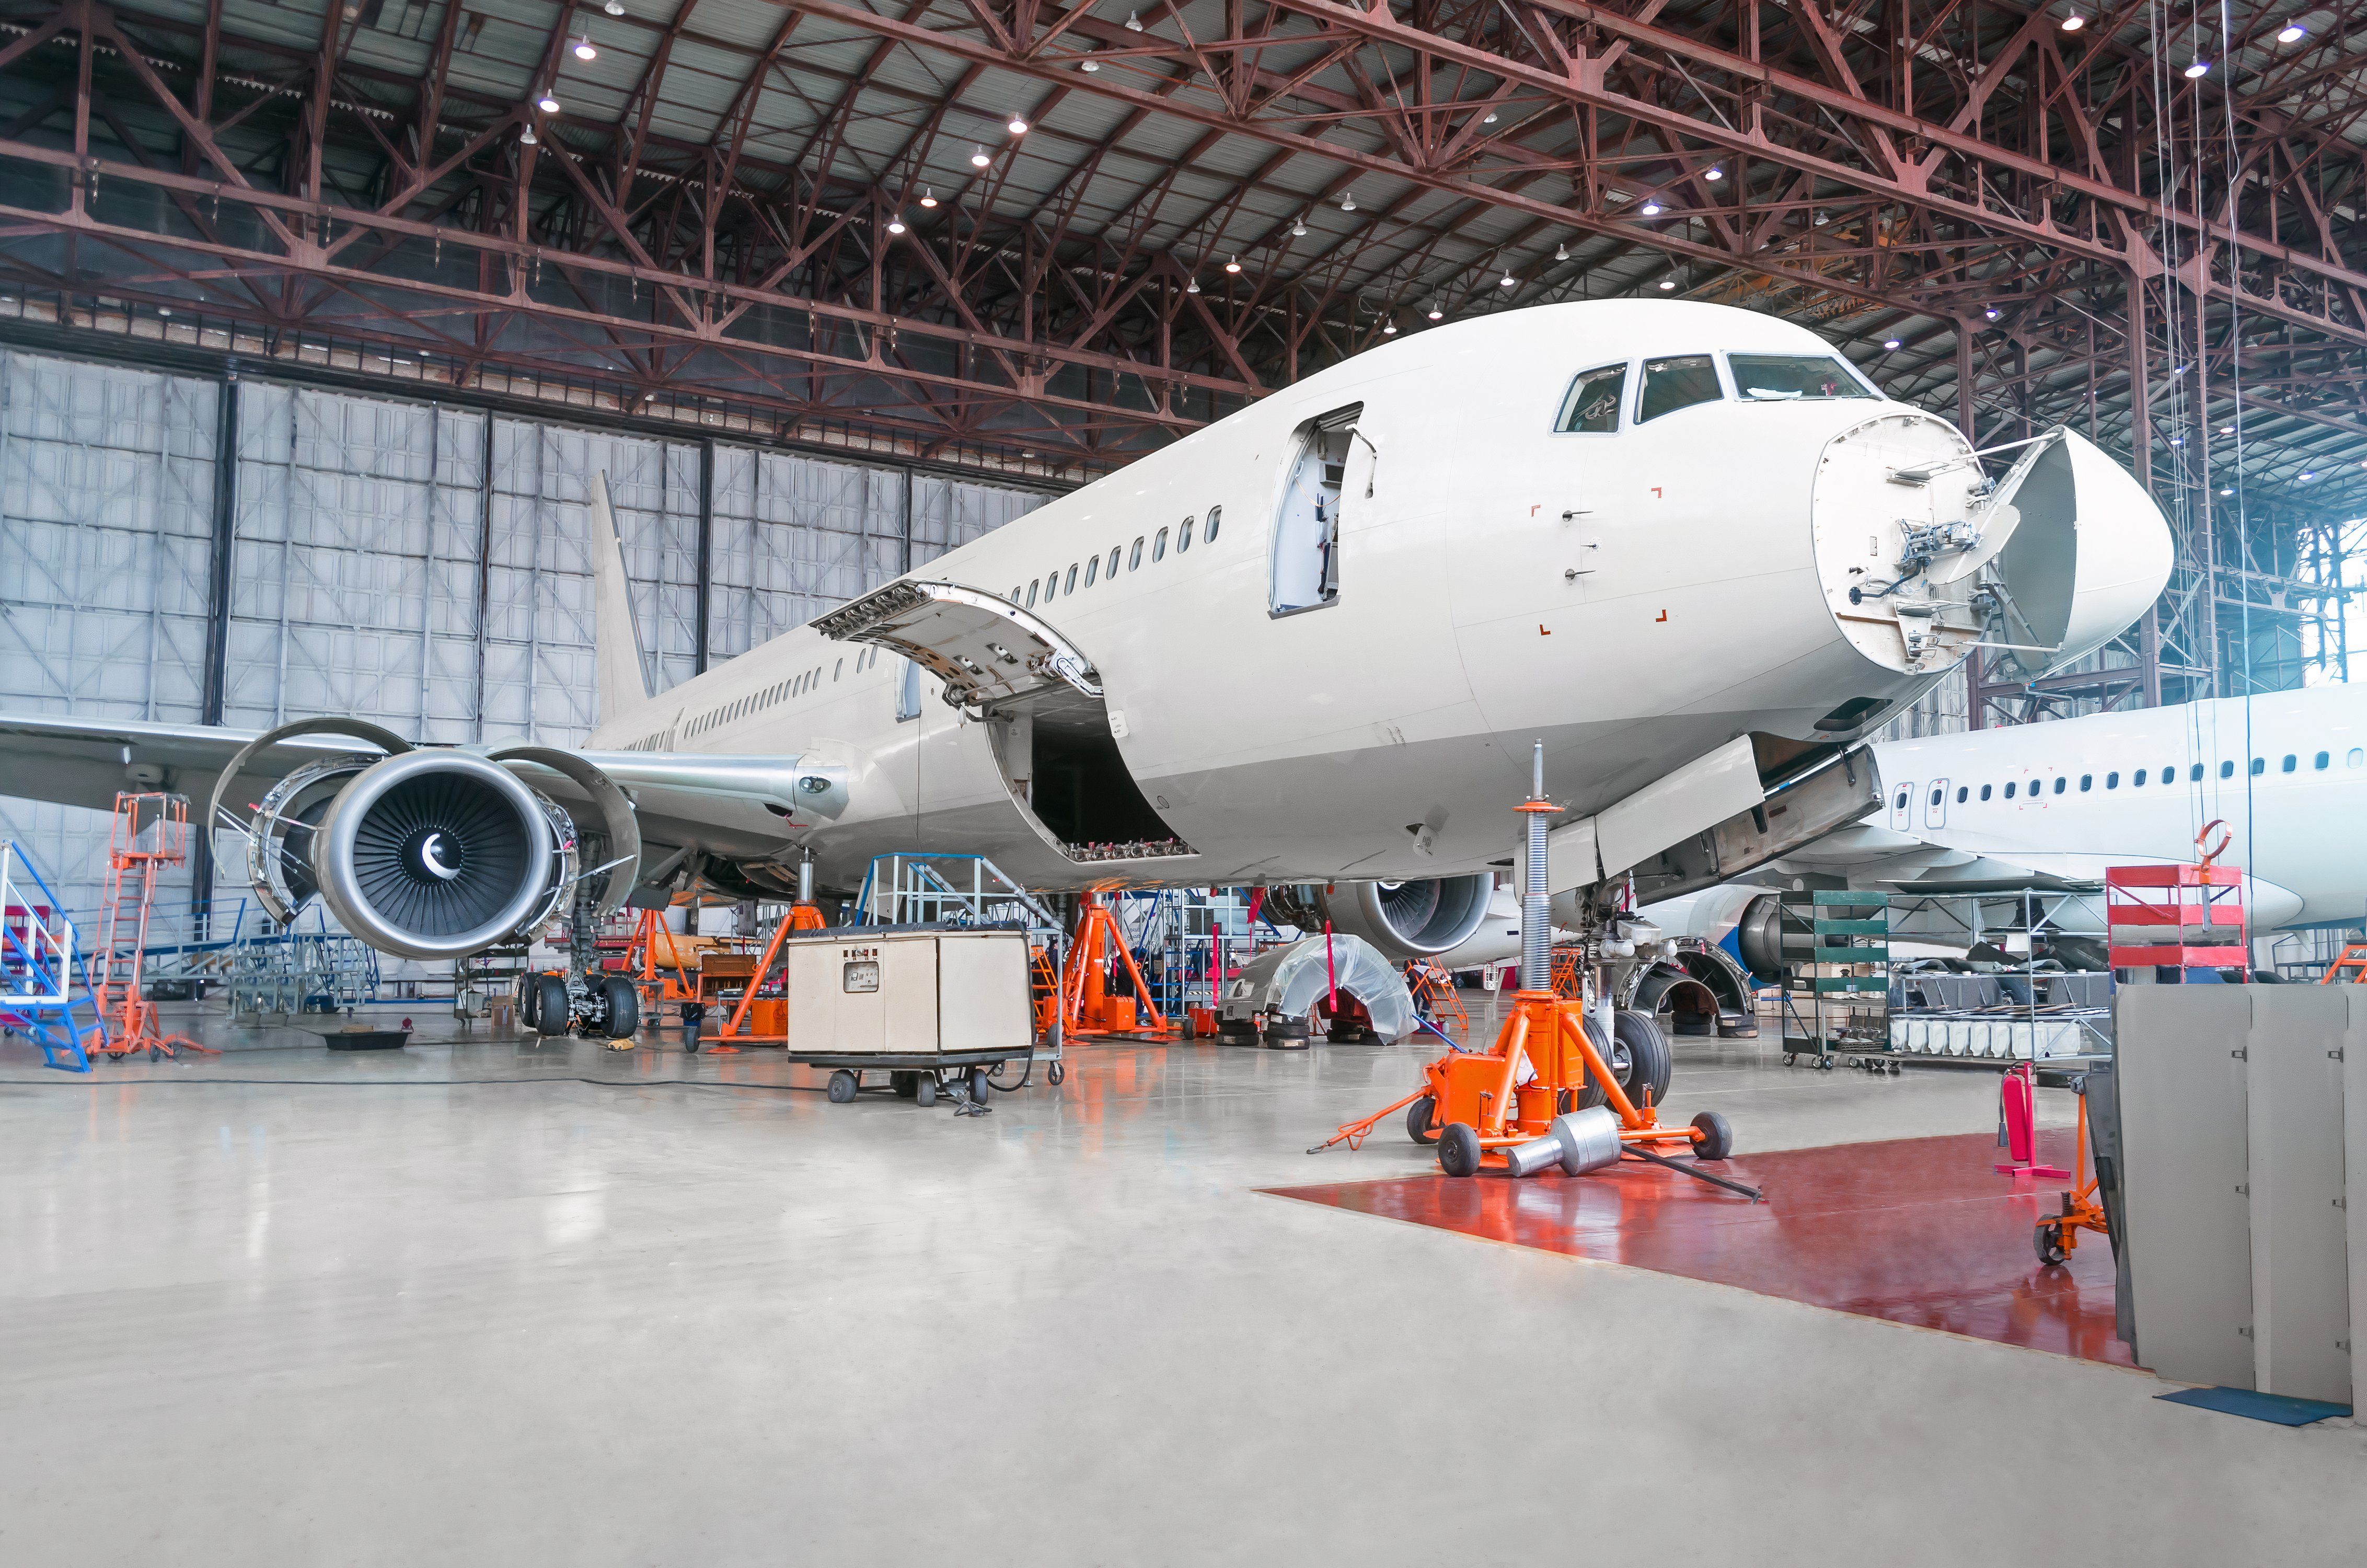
1729,353,1875,401
1636,355,1723,423
1555,362,1626,433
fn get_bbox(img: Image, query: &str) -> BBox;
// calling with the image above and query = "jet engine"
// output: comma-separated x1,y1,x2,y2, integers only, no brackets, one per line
210,722,638,963
1263,873,1495,963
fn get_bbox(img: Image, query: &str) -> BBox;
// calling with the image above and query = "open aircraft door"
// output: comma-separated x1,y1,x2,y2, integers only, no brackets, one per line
811,582,1192,865
811,581,1101,717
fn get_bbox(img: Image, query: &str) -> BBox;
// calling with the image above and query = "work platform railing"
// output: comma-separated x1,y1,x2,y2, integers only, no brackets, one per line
1,841,106,1070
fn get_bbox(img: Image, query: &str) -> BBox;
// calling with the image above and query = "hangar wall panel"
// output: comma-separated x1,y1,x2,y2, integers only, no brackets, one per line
0,350,215,916
0,347,1047,926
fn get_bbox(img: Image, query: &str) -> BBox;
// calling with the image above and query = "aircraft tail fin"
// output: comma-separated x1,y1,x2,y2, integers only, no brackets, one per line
590,471,653,720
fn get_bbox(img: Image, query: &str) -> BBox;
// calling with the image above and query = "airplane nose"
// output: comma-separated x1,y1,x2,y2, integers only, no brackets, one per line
1811,414,2172,679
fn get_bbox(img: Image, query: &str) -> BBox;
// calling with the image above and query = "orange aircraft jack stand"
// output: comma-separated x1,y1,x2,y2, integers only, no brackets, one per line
89,792,214,1062
711,901,828,1052
1058,892,1171,1039
2033,1081,2109,1265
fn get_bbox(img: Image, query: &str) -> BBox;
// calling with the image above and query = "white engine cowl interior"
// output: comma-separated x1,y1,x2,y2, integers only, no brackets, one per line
1266,873,1495,962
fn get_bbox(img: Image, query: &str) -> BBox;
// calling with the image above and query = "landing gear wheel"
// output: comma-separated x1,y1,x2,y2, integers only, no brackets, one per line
1689,1110,1735,1162
2034,1221,2068,1267
1614,1011,1673,1109
913,1074,938,1108
601,977,640,1040
1438,1122,1483,1178
892,1071,919,1099
1048,1060,1066,1086
533,974,571,1038
1406,1096,1439,1147
826,1069,859,1104
519,977,541,1031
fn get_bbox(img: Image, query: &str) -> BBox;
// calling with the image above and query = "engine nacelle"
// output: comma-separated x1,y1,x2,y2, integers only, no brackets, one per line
1266,873,1495,963
311,750,576,961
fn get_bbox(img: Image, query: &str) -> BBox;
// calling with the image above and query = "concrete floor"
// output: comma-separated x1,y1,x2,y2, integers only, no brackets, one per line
3,1018,2363,1565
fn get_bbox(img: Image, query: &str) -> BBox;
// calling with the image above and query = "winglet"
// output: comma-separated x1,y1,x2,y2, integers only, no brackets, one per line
590,471,653,719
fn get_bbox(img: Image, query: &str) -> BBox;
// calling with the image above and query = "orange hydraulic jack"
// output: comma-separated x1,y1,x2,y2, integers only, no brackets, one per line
710,900,828,1050
1311,745,1748,1194
1057,892,1171,1039
2033,1082,2110,1266
624,908,701,1013
89,792,214,1062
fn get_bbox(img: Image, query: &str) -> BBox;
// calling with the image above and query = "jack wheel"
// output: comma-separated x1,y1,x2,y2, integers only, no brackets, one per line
1438,1122,1483,1178
2034,1221,2068,1267
684,1035,700,1055
827,1069,859,1104
1406,1096,1439,1147
913,1074,937,1108
1048,1060,1066,1086
1690,1110,1735,1162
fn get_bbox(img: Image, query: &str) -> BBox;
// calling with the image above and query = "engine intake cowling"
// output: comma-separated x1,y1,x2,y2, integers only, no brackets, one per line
1267,873,1495,963
311,750,570,960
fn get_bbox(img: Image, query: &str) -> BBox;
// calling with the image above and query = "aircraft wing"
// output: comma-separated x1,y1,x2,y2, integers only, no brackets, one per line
1767,823,2089,894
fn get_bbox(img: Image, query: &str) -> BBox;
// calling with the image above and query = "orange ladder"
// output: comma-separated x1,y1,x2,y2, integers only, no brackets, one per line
2321,943,2367,984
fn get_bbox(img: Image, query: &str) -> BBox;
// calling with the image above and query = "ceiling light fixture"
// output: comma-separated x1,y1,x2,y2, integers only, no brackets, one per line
2061,11,2083,29
2169,434,2184,446
1341,191,1356,212
1883,337,1902,350
2221,486,2235,495
1554,243,1568,261
919,187,938,208
1658,278,1677,290
1427,300,1444,320
2278,23,2306,42
537,91,561,113
2185,59,2210,77
1125,9,1144,28
1081,57,1099,71
1984,305,2001,320
1704,166,1723,181
1382,319,1398,334
520,125,538,145
1185,275,1199,294
1500,269,1517,288
2221,424,2235,434
604,0,625,14
572,33,597,60
1812,209,1829,225
1007,115,1029,135
886,212,906,235
157,305,171,317
1639,197,1663,215
1482,110,1498,124
2302,470,2317,481
1225,255,1241,273
971,145,991,167
1291,214,1308,237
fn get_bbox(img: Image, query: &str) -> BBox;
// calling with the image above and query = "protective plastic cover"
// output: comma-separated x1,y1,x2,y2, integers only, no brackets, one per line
1223,932,1417,1042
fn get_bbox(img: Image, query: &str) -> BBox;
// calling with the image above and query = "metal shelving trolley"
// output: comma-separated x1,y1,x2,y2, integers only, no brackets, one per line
1779,889,1892,1070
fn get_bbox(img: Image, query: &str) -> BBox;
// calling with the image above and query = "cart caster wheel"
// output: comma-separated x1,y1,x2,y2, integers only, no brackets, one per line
1405,1095,1439,1147
1048,1061,1066,1086
1690,1110,1735,1162
2034,1221,2068,1267
827,1069,859,1104
913,1074,937,1108
892,1071,918,1099
968,1066,992,1103
1438,1122,1483,1178
684,1036,700,1055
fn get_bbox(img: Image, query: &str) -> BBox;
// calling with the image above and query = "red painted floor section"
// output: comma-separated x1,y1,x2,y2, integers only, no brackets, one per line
1267,1128,2133,1367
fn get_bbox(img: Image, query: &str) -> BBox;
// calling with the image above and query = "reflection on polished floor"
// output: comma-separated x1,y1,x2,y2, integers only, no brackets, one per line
4,1023,2364,1565
1270,1127,2130,1366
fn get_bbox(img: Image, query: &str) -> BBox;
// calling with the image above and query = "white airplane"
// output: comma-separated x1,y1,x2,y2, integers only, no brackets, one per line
1654,683,2367,976
0,300,2173,1040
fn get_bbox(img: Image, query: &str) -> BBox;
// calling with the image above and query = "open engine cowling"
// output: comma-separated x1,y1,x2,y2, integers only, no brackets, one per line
1266,873,1495,963
312,750,574,961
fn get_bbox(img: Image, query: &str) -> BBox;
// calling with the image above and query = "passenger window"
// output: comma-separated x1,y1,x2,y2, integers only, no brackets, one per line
2053,777,2066,794
1085,555,1099,587
1929,788,1942,808
2250,757,2265,775
1044,567,1059,601
2161,762,2175,781
1153,527,1169,562
1636,355,1722,423
1065,564,1078,593
2080,775,2092,791
2133,770,2146,787
1129,537,1144,570
2351,748,2365,768
1555,363,1627,433
894,658,921,722
2315,751,2330,770
1026,579,1039,607
1179,517,1194,553
2282,754,2297,773
2107,771,2119,788
2004,782,2016,799
1980,785,1991,801
1728,353,1876,401
2222,760,2236,778
1205,506,1221,544
1273,407,1355,612
1955,787,1967,804
2189,764,2202,781
834,659,842,680
1107,545,1122,577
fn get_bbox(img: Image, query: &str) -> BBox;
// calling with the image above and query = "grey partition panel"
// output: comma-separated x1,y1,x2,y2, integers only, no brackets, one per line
2118,986,2255,1385
2246,988,2353,1403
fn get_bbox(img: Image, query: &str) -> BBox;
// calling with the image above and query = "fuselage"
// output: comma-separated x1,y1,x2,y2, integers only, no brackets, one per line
585,302,2047,893
1869,684,2367,928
